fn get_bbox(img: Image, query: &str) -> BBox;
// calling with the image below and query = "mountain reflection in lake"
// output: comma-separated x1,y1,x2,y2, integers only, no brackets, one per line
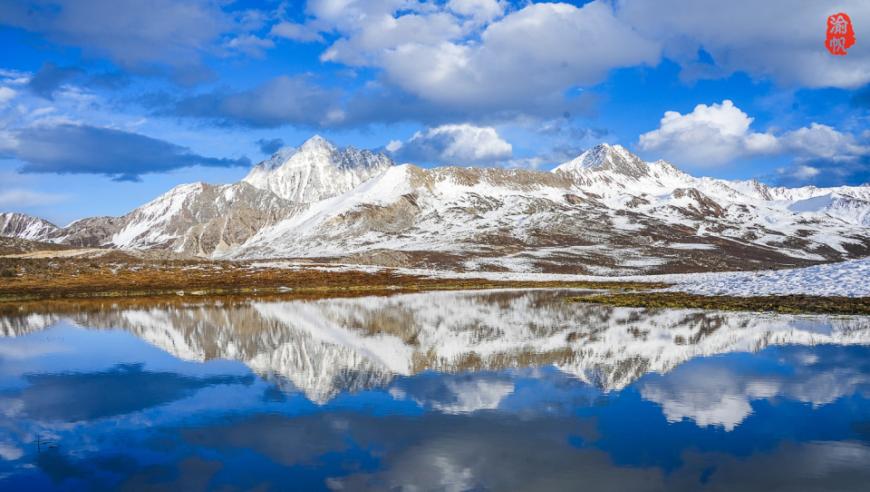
1,289,869,491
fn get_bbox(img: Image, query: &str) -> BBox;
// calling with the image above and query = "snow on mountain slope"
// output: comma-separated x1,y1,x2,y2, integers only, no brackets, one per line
787,194,870,226
243,135,394,203
0,212,61,241
1,138,868,273
106,181,299,256
227,144,869,274
556,144,870,225
0,136,395,257
552,144,870,261
228,163,603,263
554,143,651,178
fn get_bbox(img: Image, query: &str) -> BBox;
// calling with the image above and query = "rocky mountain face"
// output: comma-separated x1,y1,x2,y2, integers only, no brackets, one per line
1,138,868,273
0,136,388,257
242,135,394,203
230,143,870,273
105,181,300,256
0,212,61,241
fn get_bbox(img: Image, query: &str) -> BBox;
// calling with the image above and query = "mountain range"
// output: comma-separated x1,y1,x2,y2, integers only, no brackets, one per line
2,135,869,274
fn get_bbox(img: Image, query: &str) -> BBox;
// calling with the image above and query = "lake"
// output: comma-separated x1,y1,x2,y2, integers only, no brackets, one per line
1,289,869,491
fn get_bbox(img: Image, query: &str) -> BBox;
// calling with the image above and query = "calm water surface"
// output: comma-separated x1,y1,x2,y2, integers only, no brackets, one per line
1,289,869,491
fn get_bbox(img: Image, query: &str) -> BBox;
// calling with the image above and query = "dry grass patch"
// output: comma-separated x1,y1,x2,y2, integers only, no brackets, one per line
0,256,665,303
570,292,870,315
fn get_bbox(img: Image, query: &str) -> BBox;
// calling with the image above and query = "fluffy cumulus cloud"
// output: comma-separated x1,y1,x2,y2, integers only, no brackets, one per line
257,0,870,127
639,100,870,185
165,0,655,127
257,0,656,122
36,0,859,132
387,124,512,165
4,0,868,126
780,123,870,162
2,0,868,186
638,100,778,165
345,2,658,111
616,0,870,89
447,0,506,24
2,124,249,181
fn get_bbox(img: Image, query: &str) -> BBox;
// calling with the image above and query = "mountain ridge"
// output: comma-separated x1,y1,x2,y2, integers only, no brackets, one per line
2,137,869,274
242,135,395,203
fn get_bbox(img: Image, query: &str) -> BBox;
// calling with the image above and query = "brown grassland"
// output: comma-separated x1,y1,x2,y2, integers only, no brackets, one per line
0,254,659,302
1,254,867,315
570,292,870,315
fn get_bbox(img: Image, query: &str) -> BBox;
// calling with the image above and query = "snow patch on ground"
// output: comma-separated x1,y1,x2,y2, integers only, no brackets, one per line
665,258,870,297
667,243,717,250
248,257,870,297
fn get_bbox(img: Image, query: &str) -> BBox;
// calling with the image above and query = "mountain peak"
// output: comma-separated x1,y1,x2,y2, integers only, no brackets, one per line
242,136,394,203
299,134,337,153
554,143,650,178
0,212,60,242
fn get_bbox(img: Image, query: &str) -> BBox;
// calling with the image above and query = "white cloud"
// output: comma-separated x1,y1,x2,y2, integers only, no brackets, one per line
286,0,869,127
385,139,402,152
0,189,68,207
638,100,778,165
287,0,870,125
780,164,821,182
305,1,658,115
225,35,275,57
388,123,513,164
447,0,505,24
616,0,870,89
780,123,870,162
378,2,659,108
0,87,16,107
322,12,465,66
775,124,870,185
270,21,324,42
638,100,870,184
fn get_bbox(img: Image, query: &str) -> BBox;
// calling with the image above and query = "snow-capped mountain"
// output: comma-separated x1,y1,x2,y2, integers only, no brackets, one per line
242,135,394,202
12,182,298,255
105,181,298,255
3,290,868,403
0,137,391,256
1,138,868,273
0,212,61,241
228,143,870,273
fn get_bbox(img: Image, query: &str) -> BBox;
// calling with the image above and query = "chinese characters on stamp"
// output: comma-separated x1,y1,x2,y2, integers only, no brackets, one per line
826,13,855,56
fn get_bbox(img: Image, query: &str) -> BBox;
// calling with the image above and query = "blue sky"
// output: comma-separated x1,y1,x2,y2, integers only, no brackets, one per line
1,0,868,225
